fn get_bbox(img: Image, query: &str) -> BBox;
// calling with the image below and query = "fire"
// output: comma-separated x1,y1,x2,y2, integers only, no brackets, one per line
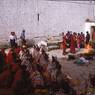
84,44,92,53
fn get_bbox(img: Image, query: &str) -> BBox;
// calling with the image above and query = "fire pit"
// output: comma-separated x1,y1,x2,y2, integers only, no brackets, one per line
82,44,95,60
84,50,95,60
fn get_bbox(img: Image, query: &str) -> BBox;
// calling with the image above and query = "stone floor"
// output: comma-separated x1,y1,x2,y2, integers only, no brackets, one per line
47,48,91,59
48,49,95,93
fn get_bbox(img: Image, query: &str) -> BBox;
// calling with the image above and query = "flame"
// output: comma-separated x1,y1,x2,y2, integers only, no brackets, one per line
84,44,92,53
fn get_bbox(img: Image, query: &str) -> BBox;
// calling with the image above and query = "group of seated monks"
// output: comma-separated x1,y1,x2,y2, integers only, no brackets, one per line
0,42,95,95
62,31,90,54
0,44,77,95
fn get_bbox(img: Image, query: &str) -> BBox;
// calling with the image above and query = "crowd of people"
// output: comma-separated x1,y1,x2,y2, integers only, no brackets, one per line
62,31,90,55
0,41,78,95
0,30,95,95
9,30,91,55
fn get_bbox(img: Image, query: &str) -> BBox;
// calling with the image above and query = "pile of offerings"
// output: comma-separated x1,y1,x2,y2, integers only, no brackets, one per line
74,54,89,65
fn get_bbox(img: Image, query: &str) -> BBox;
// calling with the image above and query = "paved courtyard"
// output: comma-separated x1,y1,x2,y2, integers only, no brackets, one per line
48,49,95,93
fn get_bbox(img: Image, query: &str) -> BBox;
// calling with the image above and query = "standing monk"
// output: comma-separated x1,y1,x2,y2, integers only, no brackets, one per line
70,33,76,53
62,33,67,55
81,32,85,48
86,31,90,45
77,33,81,49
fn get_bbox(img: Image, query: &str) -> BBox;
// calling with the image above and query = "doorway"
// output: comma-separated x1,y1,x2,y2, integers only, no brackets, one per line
91,26,95,41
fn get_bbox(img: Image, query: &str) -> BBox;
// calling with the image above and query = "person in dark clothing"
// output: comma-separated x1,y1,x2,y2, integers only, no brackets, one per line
20,30,26,45
9,32,17,48
86,31,90,44
13,65,33,95
6,48,19,65
0,51,6,73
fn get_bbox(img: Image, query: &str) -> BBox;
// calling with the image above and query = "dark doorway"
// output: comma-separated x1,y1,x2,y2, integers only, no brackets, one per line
91,26,95,41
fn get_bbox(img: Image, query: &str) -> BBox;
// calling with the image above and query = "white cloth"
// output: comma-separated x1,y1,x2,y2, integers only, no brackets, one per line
9,35,17,41
37,41,47,47
79,57,89,63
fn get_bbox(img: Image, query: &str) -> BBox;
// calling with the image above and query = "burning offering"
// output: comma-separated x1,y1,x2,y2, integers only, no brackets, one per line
84,44,93,53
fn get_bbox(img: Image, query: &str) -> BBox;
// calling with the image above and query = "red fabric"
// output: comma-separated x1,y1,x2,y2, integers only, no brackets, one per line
81,35,85,42
0,69,10,82
12,64,20,72
77,35,81,45
15,47,21,55
1,48,6,58
70,35,76,53
6,50,14,64
12,69,22,88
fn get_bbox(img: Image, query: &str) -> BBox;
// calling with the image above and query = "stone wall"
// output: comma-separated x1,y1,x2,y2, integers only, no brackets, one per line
37,1,94,36
0,0,94,41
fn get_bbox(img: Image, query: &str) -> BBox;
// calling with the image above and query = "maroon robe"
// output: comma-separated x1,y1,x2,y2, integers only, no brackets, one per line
12,69,22,88
15,47,21,55
63,35,67,54
6,49,14,65
1,48,6,59
0,69,11,82
70,35,76,53
77,35,81,48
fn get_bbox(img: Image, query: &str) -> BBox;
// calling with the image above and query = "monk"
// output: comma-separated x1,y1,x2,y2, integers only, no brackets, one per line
70,34,76,53
62,33,67,55
6,48,18,65
66,31,71,48
0,50,6,73
11,69,22,88
77,33,81,49
15,46,21,55
1,48,6,59
0,66,11,86
86,31,90,45
80,32,85,48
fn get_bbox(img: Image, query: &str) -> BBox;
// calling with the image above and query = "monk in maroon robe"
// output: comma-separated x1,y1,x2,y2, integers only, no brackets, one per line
62,33,67,55
11,69,22,88
1,48,6,59
70,34,76,53
15,47,21,55
77,33,81,49
6,48,18,65
0,69,11,83
6,49,14,65
0,65,13,87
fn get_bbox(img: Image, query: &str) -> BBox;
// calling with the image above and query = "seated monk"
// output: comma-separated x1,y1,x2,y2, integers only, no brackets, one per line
70,34,76,53
0,50,6,73
6,48,19,65
1,48,6,60
14,46,21,55
11,69,22,88
0,65,14,88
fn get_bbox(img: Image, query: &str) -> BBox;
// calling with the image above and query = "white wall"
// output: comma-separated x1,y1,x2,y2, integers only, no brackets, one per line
37,1,94,36
94,5,95,20
0,0,38,41
0,0,95,41
85,22,95,33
